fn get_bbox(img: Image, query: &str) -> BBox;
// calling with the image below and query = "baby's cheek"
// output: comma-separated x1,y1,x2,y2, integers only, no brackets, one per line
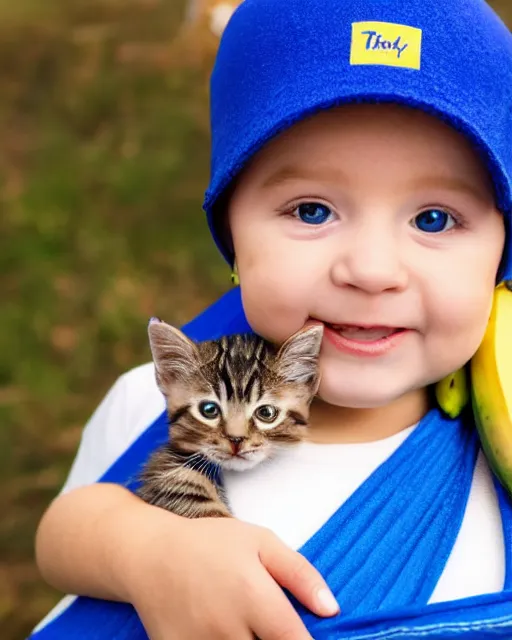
425,286,494,372
240,268,313,343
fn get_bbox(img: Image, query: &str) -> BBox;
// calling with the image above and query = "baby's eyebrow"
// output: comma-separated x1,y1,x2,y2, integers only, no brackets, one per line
260,167,491,203
409,176,492,203
260,164,350,190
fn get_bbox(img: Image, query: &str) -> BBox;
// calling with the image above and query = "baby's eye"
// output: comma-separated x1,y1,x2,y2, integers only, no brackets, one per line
198,401,221,419
294,202,334,225
412,209,457,233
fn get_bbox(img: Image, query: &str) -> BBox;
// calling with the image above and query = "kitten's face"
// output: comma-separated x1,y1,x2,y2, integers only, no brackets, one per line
148,321,323,470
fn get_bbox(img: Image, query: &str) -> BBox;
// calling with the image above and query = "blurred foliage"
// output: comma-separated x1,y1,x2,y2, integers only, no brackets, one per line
0,1,510,637
0,0,232,636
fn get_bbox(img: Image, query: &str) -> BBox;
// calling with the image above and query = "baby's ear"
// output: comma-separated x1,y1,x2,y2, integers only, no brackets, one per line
147,318,201,393
275,324,323,387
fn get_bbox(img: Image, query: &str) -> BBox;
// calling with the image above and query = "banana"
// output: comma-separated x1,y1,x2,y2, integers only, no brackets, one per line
435,367,469,420
470,280,512,499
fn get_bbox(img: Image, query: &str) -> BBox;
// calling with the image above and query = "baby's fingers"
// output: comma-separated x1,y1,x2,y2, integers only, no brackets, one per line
259,531,340,618
249,575,314,640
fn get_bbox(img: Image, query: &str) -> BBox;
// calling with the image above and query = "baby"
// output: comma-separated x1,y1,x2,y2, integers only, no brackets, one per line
31,0,512,639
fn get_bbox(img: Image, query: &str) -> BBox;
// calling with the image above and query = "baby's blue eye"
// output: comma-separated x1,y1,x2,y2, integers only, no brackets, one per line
296,203,333,225
413,209,456,233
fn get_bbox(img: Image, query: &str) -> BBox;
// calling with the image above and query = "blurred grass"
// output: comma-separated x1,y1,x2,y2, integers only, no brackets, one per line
0,1,231,636
1,1,511,638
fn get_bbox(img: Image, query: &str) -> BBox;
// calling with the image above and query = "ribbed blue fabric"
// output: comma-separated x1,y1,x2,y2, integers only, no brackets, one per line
203,0,512,280
29,288,512,640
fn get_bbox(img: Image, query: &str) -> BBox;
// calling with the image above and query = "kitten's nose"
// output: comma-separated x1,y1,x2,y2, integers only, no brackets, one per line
228,436,244,455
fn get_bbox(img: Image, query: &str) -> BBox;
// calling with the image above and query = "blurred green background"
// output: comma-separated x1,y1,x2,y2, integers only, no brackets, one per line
1,1,510,637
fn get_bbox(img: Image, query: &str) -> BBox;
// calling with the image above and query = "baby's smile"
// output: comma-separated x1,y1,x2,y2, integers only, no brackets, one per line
324,323,404,340
322,322,410,357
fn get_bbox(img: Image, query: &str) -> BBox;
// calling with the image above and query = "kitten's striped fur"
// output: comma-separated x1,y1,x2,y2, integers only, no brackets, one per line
136,320,323,518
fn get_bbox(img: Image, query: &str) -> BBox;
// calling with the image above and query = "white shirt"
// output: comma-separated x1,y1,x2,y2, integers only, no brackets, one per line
34,362,505,632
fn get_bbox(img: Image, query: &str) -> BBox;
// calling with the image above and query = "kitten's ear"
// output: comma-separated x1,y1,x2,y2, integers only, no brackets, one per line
275,324,323,386
148,317,201,392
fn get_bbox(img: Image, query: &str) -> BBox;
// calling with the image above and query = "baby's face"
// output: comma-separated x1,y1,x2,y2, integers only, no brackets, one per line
227,104,505,409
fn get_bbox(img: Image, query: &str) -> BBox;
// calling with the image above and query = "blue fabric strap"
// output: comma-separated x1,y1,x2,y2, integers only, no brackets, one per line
298,410,478,618
29,289,512,639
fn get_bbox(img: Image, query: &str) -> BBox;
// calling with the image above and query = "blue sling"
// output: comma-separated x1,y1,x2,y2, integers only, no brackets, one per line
29,288,512,640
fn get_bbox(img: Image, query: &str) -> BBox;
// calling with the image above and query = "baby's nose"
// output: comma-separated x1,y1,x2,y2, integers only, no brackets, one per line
331,230,408,294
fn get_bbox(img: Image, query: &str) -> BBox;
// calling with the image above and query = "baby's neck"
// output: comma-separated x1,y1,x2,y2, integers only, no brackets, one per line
307,389,430,444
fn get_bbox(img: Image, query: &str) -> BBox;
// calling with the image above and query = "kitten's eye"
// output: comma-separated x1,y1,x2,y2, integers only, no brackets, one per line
198,401,221,419
255,405,279,423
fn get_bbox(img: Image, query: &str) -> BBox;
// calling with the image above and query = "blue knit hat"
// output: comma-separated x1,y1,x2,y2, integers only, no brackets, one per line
203,0,512,280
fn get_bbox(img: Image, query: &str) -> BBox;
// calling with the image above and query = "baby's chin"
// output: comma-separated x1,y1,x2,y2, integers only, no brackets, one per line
317,378,413,409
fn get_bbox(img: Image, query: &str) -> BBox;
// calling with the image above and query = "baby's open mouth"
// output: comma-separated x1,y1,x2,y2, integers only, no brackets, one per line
325,324,406,342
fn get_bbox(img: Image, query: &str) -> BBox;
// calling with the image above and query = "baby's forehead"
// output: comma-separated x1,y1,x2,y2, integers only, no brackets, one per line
255,103,466,155
238,103,492,197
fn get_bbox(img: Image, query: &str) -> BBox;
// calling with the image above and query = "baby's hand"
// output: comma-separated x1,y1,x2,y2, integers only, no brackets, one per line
117,507,339,640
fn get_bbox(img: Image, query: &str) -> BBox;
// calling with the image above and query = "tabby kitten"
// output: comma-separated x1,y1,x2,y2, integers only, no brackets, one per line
136,318,323,518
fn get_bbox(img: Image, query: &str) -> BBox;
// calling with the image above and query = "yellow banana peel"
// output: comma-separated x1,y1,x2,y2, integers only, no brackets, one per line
435,367,469,420
470,280,512,498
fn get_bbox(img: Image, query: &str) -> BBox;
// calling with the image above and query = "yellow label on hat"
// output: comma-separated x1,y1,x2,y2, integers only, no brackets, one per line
350,21,422,70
